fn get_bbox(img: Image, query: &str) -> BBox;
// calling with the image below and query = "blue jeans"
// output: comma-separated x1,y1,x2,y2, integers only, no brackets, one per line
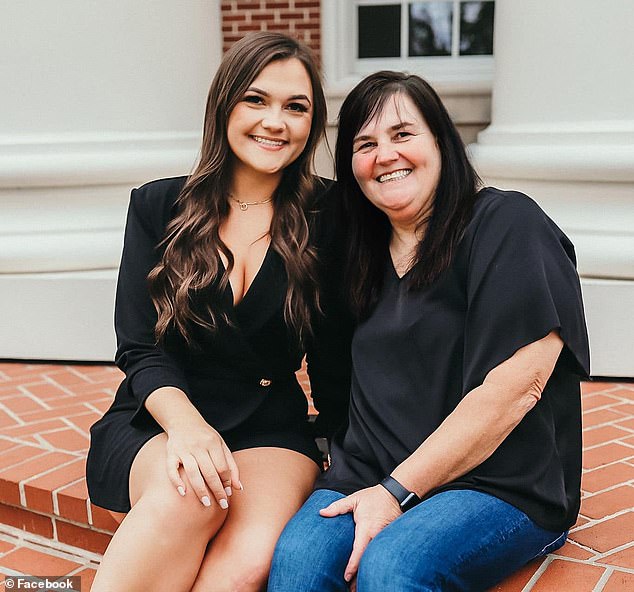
268,489,567,591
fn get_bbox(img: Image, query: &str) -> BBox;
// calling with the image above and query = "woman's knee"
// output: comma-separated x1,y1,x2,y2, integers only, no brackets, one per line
193,522,285,592
357,538,399,590
193,554,270,592
357,534,447,591
227,560,270,592
270,530,347,592
269,493,354,591
271,492,348,568
128,433,227,536
271,522,307,565
134,482,227,537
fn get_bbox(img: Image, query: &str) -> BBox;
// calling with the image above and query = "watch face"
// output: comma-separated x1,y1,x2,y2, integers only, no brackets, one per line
401,491,421,511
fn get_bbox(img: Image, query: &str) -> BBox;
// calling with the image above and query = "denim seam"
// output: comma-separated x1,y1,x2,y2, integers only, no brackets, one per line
533,531,567,559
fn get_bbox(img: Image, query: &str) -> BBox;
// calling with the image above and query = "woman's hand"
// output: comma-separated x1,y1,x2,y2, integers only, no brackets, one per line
165,420,241,509
320,485,402,583
143,386,241,509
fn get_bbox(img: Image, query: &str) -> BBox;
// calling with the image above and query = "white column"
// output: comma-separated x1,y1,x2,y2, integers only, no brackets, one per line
0,0,222,360
470,0,634,377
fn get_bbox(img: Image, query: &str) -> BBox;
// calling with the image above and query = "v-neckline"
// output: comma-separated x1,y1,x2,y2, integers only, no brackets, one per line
222,242,273,308
388,256,414,281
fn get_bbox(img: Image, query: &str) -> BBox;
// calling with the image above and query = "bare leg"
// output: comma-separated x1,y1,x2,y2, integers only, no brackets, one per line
91,434,228,592
191,447,320,592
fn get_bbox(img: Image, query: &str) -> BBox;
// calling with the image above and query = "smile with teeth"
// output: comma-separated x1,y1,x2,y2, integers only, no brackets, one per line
377,169,412,183
251,135,286,147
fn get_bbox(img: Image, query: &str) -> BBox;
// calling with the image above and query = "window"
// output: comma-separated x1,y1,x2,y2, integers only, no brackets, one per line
322,0,495,92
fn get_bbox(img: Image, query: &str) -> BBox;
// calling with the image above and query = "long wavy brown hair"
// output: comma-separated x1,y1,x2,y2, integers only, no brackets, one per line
148,32,328,346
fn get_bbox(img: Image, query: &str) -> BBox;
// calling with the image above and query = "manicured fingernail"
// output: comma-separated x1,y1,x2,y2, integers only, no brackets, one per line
201,496,211,507
219,498,229,510
177,486,185,497
225,487,232,497
344,573,351,582
238,481,244,491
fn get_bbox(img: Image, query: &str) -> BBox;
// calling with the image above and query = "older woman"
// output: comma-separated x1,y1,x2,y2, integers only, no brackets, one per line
268,71,590,591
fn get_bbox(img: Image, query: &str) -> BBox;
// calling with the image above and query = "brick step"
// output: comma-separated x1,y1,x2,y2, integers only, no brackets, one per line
0,524,99,589
1,362,634,590
0,480,115,556
0,362,121,557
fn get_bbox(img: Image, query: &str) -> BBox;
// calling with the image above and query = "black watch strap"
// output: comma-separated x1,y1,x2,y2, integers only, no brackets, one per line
380,475,421,512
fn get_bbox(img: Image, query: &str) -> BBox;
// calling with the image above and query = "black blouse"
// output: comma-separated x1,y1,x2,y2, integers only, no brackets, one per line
316,187,590,532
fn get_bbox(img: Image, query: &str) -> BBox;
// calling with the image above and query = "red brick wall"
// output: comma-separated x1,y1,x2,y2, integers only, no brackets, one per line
220,1,321,58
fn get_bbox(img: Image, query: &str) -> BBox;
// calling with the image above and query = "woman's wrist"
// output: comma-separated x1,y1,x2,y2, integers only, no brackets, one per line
144,386,208,433
379,475,421,512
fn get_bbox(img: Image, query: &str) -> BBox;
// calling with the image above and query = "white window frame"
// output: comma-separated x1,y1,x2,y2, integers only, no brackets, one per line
322,0,494,94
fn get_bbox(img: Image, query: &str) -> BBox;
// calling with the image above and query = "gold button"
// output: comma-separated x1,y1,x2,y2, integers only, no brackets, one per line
259,378,272,387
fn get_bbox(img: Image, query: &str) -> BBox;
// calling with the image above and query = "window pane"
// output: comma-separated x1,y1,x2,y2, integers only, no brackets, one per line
408,2,453,57
460,1,494,55
358,4,402,59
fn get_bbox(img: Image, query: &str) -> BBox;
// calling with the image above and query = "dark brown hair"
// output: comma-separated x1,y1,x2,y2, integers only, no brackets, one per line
148,32,327,345
335,71,481,319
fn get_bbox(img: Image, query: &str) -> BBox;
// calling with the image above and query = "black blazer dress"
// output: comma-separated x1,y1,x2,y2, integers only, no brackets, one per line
87,176,352,512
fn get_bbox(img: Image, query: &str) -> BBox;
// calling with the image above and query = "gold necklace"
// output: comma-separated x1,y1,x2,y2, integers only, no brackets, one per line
229,194,273,211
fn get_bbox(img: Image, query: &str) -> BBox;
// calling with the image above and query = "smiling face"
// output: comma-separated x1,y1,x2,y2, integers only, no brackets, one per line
351,93,441,229
226,58,314,186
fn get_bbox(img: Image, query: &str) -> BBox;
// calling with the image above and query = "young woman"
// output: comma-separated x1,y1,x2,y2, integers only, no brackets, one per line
269,71,590,591
86,33,350,592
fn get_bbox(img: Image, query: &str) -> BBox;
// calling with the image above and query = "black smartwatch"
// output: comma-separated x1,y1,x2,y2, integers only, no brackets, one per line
380,475,421,512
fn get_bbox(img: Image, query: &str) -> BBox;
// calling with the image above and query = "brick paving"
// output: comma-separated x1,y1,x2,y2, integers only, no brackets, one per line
0,527,97,591
0,361,633,590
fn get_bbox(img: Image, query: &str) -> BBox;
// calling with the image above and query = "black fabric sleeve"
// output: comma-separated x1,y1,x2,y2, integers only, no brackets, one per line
462,190,590,392
305,181,353,439
114,187,189,424
306,291,353,440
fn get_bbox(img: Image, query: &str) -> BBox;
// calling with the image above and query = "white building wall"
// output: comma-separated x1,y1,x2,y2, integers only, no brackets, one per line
0,1,222,360
2,1,632,376
470,0,634,377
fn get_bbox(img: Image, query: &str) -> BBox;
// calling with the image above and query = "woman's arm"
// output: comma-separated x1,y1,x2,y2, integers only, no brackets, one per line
392,330,563,496
306,295,353,440
321,330,563,582
116,182,240,508
114,184,190,417
305,181,353,439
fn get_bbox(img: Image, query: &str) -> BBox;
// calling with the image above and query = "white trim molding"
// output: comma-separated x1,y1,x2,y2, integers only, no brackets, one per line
0,132,202,274
470,124,634,282
0,132,201,188
472,123,634,183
